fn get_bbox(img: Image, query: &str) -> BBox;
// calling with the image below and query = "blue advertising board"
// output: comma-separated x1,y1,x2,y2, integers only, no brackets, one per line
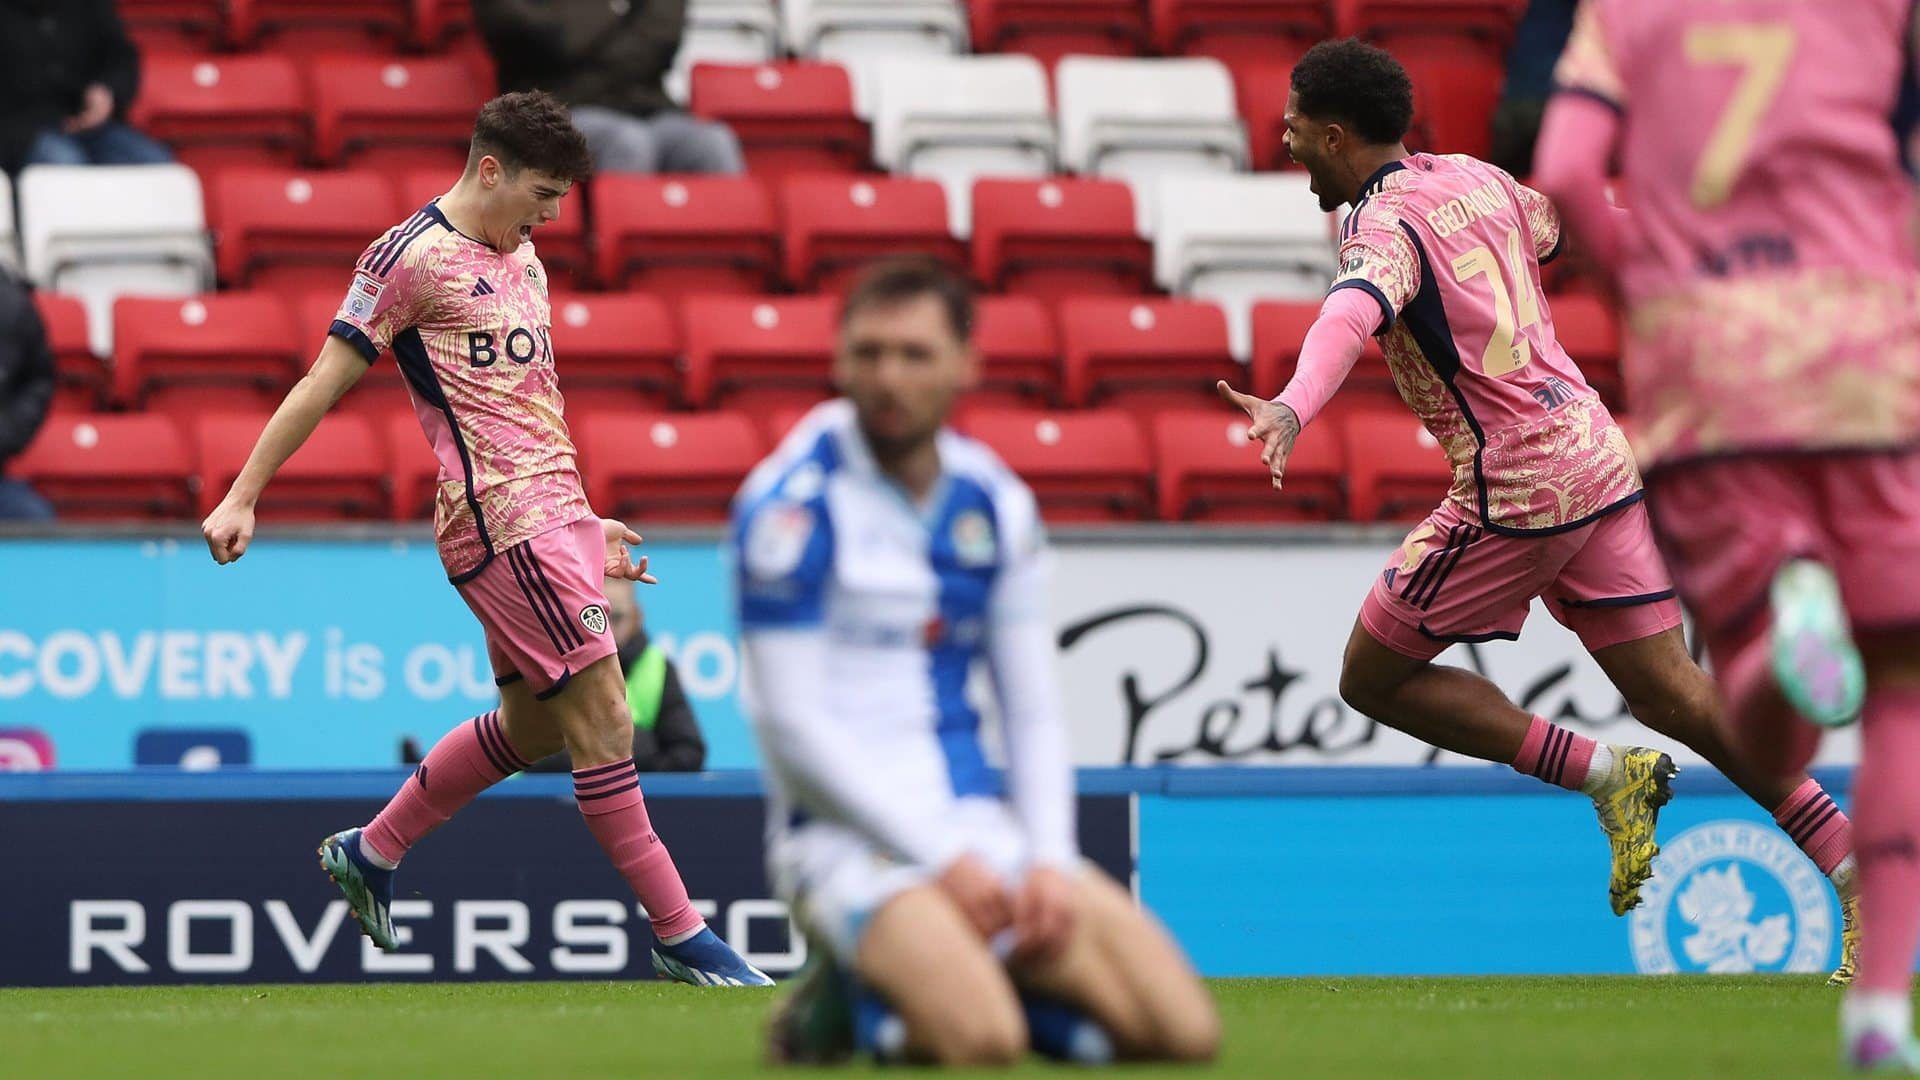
1140,771,1851,978
0,538,759,770
0,775,1133,987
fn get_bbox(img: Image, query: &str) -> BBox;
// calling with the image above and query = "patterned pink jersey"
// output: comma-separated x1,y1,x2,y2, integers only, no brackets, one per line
331,202,592,580
1555,0,1920,469
1333,154,1642,532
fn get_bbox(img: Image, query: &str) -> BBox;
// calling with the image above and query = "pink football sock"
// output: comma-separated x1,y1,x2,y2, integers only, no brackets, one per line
1855,688,1920,993
362,709,527,865
1512,715,1600,792
1773,777,1854,876
573,759,707,942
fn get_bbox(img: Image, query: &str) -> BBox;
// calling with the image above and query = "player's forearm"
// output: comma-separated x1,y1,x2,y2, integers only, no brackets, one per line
990,618,1079,868
224,343,364,504
1275,288,1380,428
1533,94,1625,274
745,631,964,868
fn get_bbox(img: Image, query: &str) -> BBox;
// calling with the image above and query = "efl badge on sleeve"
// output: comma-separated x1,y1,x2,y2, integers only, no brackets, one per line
341,272,384,322
745,502,815,580
951,509,997,567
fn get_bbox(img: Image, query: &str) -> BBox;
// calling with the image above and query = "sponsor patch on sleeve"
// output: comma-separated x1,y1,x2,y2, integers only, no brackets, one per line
340,272,385,323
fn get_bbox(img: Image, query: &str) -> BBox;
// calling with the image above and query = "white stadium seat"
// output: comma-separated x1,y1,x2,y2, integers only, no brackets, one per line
783,0,968,65
19,164,214,354
1153,173,1336,359
1056,56,1247,199
666,0,782,105
872,54,1056,236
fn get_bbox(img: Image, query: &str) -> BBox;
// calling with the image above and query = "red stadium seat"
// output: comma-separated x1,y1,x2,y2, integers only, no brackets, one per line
13,414,195,520
1340,406,1454,522
1249,299,1396,403
227,0,409,50
1232,58,1309,172
1340,0,1523,52
547,293,683,409
970,178,1151,301
1400,46,1503,160
688,62,871,179
970,0,1149,68
411,0,474,48
1152,407,1347,521
578,411,767,525
781,176,965,293
195,412,387,520
961,408,1152,523
757,404,819,447
112,293,303,416
291,289,414,416
397,168,590,289
383,410,438,520
131,53,308,175
34,292,104,413
1058,297,1239,408
119,0,226,51
1150,0,1330,65
593,175,779,296
1547,292,1622,406
211,168,402,294
307,54,485,171
681,294,839,409
973,295,1062,407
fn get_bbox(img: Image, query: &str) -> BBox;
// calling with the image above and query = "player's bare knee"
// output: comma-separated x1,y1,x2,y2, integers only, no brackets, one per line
926,1003,1026,1067
1152,998,1222,1063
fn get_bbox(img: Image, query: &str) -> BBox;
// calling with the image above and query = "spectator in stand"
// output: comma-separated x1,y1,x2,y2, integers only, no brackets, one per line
473,0,745,175
0,0,173,171
0,269,55,521
1488,0,1577,177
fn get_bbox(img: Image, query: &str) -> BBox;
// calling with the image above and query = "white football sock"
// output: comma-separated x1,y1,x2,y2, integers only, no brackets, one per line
1579,743,1616,796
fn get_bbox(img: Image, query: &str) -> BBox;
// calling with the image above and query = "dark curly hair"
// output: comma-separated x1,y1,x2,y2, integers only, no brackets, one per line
1290,39,1414,145
467,90,594,183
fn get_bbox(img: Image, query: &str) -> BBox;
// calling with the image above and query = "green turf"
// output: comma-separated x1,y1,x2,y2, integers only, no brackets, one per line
0,976,1865,1077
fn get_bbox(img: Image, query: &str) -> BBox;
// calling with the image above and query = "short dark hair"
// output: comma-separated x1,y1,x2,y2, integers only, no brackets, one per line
1290,39,1414,145
840,257,974,342
467,90,594,183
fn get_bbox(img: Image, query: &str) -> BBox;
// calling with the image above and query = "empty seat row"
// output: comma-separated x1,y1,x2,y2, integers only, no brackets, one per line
131,52,488,174
14,402,1453,525
41,284,1623,416
124,0,1521,57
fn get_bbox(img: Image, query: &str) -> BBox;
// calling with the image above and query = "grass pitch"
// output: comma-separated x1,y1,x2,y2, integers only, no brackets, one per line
0,976,1855,1077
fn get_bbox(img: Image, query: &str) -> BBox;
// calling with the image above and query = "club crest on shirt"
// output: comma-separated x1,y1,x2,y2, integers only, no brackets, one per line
745,502,814,580
341,272,383,322
524,263,545,295
580,604,608,636
950,509,996,567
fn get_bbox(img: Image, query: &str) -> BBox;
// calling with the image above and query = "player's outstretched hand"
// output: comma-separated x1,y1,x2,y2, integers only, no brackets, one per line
1011,865,1078,962
936,853,1015,942
1216,380,1302,491
600,517,660,584
201,499,256,565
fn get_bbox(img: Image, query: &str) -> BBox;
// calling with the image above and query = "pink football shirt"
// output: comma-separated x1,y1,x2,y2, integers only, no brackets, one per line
331,202,593,580
1554,0,1920,468
1332,154,1642,532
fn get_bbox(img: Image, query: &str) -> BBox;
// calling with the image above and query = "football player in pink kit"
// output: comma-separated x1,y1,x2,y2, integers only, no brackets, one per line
198,91,769,987
1219,38,1861,973
1535,1,1920,1067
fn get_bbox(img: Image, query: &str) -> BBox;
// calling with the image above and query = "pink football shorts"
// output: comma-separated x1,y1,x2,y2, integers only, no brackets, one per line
1361,498,1684,661
454,517,617,698
1646,450,1920,651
